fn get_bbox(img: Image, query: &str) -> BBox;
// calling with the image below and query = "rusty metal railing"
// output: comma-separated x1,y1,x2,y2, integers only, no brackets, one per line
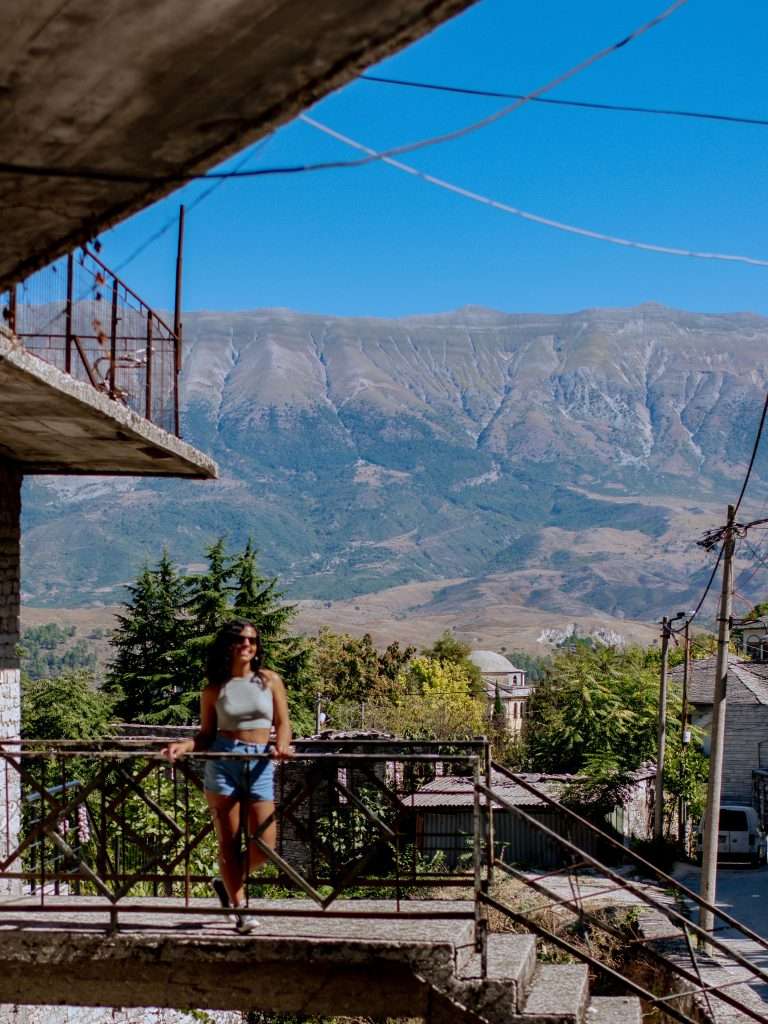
0,738,487,937
478,761,768,1024
0,248,180,436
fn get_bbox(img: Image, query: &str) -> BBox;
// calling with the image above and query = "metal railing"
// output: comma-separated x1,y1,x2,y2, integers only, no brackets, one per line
0,738,487,935
481,761,768,1024
2,739,768,1023
0,248,180,436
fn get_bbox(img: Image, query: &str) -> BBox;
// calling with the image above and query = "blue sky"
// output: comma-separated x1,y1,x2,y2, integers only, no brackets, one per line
100,0,768,319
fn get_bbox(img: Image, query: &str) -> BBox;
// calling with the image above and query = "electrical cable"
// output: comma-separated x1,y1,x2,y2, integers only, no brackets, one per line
360,74,768,131
733,392,768,515
114,136,274,273
0,0,689,187
300,113,768,269
671,543,724,634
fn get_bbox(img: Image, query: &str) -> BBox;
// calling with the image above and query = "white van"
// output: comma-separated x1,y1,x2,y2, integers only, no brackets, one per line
695,804,767,867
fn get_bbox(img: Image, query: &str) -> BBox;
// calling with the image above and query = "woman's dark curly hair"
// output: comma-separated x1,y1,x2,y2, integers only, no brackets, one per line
206,618,263,686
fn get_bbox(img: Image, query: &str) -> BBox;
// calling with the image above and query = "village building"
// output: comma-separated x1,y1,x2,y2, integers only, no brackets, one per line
411,765,655,870
670,655,768,808
737,620,768,662
468,649,533,732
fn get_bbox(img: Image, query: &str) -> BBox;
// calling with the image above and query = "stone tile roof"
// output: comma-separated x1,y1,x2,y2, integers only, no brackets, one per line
669,656,768,706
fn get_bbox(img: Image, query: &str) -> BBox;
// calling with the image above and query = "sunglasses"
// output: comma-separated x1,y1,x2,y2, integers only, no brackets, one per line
232,635,258,648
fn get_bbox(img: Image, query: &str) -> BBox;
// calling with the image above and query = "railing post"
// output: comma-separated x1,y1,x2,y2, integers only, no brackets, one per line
473,756,487,975
172,204,185,437
145,311,153,421
65,253,74,374
8,285,16,335
484,738,494,887
109,278,118,399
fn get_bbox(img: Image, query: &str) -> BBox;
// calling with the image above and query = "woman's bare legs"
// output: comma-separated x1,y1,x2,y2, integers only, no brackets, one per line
205,791,245,905
247,800,276,874
205,793,277,905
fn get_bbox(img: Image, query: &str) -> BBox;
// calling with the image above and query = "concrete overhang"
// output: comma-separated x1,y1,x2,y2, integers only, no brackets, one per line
0,0,476,289
0,327,217,478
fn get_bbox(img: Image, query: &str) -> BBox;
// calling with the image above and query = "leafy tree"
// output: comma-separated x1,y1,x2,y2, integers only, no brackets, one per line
310,629,415,703
665,738,708,819
22,671,114,740
421,630,483,694
307,629,415,731
366,656,485,740
525,646,667,778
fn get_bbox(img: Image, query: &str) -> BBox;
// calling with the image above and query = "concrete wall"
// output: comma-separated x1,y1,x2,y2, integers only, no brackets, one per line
0,460,21,895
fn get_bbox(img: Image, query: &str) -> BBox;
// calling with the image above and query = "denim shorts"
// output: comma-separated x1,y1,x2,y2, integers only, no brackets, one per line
203,736,275,801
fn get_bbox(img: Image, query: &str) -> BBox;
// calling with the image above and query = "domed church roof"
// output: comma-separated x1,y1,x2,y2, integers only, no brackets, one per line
468,650,522,674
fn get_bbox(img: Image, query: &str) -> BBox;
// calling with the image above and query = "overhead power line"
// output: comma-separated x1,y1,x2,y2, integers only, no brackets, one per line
0,0,689,187
734,392,768,515
114,135,274,273
360,75,768,130
300,113,768,269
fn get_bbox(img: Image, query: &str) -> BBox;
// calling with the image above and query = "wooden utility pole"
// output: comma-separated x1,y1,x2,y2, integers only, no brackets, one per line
654,616,671,842
681,619,691,746
699,504,736,944
679,619,692,846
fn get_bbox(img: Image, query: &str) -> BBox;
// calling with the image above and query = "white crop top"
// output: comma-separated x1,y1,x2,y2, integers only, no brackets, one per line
215,673,274,731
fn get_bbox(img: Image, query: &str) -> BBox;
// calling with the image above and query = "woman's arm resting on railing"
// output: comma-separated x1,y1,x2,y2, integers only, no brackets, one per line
160,686,217,761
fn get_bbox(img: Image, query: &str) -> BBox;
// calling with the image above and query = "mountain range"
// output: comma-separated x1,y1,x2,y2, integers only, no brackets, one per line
21,302,768,645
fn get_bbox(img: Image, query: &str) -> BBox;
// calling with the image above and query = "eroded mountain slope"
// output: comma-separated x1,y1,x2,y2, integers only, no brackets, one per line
22,303,768,621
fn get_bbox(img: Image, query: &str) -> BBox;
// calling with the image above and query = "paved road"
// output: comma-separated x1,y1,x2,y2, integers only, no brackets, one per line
674,862,768,1015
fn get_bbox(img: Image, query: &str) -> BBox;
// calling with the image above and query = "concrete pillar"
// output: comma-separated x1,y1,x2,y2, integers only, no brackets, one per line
0,460,21,895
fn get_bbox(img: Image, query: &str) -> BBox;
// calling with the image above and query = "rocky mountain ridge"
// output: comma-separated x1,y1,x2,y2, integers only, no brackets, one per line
21,303,768,626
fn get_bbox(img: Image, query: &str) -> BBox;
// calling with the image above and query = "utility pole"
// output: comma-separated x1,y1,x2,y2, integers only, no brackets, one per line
681,619,691,747
699,504,737,945
679,618,692,847
654,616,671,842
656,611,685,842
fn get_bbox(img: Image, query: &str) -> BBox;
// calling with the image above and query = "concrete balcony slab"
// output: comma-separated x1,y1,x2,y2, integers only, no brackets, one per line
0,327,216,478
0,896,475,1015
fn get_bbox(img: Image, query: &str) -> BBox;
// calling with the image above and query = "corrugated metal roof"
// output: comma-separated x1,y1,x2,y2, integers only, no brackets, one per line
409,770,570,808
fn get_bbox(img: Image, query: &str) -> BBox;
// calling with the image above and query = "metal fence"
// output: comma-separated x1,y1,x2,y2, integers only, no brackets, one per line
0,248,180,435
0,738,486,920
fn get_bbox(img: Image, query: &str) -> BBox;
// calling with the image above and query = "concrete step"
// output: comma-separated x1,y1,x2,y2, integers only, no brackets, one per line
586,996,642,1024
517,963,590,1024
450,933,538,1022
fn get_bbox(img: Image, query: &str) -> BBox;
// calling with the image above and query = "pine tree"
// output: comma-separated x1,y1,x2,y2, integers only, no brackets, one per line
105,551,188,721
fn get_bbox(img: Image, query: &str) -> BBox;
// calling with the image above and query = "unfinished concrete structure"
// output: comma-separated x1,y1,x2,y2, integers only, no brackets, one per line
0,898,641,1024
0,320,216,896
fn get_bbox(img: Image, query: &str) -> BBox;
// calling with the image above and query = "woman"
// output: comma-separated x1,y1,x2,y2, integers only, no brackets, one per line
162,619,293,932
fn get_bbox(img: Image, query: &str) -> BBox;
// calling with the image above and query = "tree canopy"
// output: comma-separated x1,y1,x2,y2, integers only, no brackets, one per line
105,538,311,727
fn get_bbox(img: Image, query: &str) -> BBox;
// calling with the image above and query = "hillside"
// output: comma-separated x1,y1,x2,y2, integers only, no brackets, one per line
21,302,768,631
